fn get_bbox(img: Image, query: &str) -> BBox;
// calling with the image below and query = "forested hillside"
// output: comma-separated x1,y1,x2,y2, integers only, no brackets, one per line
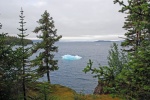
5,35,33,45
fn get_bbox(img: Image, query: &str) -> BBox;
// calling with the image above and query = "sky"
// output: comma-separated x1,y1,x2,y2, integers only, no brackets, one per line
0,0,126,41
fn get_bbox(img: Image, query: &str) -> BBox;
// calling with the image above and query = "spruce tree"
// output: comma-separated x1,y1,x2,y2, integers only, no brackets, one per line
32,10,62,83
83,43,128,94
0,23,12,100
114,0,150,99
0,23,11,100
0,33,13,100
114,0,150,52
17,8,29,100
0,24,19,99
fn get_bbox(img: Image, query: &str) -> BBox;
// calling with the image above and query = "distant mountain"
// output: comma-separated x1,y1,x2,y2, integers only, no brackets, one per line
95,40,123,42
95,40,112,42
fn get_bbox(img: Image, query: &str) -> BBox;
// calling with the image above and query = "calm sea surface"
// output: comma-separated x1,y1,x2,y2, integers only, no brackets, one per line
36,41,121,94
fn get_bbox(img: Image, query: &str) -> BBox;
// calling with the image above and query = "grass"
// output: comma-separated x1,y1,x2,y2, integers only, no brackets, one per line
49,84,76,100
27,82,121,100
73,94,120,100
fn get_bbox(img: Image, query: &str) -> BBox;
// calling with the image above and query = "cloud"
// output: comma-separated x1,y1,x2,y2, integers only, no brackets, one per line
33,1,47,7
0,0,126,41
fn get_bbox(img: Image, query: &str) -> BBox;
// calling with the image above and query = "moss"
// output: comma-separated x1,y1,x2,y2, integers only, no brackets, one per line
73,94,120,100
26,82,121,100
49,84,76,100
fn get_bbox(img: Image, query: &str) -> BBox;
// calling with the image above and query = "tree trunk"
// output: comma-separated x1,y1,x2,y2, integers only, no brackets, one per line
93,81,104,94
46,49,50,83
47,68,50,83
23,63,26,100
93,81,109,95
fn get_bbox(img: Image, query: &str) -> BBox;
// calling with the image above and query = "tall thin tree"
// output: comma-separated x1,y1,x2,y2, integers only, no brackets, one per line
32,10,62,83
17,8,28,100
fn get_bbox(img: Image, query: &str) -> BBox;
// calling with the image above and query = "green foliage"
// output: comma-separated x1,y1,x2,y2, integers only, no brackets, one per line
114,0,150,52
1,9,62,100
0,33,23,100
107,43,128,76
35,82,52,100
32,10,62,83
0,33,13,100
83,43,127,94
116,41,150,100
74,89,86,100
0,23,24,100
84,0,150,99
113,0,150,99
16,8,32,100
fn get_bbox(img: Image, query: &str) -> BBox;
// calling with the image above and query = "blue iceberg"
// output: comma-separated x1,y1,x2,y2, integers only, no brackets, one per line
62,54,82,60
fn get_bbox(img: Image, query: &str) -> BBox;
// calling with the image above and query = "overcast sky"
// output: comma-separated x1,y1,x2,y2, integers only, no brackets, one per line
0,0,126,41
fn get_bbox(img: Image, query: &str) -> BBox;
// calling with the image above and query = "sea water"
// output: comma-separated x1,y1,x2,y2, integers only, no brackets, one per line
37,41,121,94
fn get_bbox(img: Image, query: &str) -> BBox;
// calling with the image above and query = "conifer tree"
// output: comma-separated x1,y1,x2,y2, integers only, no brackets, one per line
0,23,11,99
0,33,13,100
114,0,150,99
17,8,29,100
83,43,127,94
0,24,19,99
114,0,150,52
0,23,12,100
32,10,62,83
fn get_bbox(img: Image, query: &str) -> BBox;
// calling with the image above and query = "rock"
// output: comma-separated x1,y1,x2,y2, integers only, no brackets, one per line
93,81,109,95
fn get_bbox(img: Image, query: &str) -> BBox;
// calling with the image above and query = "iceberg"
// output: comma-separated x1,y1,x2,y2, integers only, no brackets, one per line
62,54,82,60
